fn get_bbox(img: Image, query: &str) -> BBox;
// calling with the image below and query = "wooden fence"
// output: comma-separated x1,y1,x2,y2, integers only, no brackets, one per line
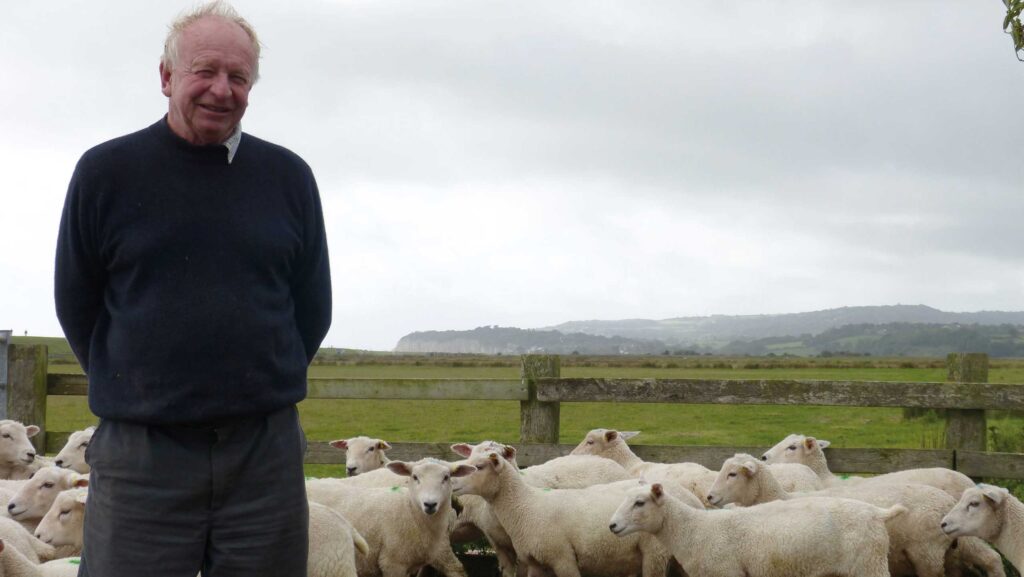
6,346,1024,479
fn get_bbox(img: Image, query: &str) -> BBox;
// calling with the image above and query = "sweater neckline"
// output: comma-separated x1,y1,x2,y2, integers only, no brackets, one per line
151,116,236,164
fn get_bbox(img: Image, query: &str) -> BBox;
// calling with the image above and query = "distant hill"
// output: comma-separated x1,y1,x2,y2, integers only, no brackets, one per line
544,305,1024,346
395,306,1024,357
394,326,666,355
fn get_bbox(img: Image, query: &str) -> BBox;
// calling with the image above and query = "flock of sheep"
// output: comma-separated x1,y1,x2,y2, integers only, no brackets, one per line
0,418,1021,577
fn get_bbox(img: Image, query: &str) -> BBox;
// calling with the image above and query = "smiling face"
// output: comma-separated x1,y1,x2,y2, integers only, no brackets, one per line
160,16,256,145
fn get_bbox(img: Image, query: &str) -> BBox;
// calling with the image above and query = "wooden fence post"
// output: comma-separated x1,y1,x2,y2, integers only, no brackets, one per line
944,353,988,458
520,355,560,444
6,345,48,455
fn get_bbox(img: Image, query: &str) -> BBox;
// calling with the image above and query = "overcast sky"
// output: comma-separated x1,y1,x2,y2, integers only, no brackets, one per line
2,1,1022,351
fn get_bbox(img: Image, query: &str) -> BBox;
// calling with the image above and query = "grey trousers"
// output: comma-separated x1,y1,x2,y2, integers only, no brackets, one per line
79,406,308,577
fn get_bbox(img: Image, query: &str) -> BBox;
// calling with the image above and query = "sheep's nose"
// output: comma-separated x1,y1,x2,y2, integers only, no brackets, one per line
423,502,438,514
760,455,767,461
346,467,357,476
7,503,14,512
941,521,947,529
26,452,36,461
55,459,65,467
609,523,617,531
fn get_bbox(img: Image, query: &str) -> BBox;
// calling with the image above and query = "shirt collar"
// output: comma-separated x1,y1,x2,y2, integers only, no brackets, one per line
223,124,242,164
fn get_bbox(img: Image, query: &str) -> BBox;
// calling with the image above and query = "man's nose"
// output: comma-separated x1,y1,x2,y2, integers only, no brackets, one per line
209,73,232,98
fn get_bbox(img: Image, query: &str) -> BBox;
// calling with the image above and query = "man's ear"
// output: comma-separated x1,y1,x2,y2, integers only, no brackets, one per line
160,61,173,97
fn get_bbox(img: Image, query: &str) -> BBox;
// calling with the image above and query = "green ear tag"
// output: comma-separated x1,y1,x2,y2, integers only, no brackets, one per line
840,475,850,480
68,559,81,565
391,486,402,492
542,488,552,492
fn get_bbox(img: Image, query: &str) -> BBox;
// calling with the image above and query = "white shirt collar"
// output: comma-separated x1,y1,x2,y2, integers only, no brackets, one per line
223,124,242,164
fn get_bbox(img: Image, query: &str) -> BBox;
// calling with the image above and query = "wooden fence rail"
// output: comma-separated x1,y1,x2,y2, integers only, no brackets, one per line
7,346,1023,478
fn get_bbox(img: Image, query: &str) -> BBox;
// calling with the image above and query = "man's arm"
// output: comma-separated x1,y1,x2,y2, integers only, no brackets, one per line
291,173,332,364
54,157,106,373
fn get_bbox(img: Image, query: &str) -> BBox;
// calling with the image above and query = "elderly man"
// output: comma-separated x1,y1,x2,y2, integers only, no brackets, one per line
55,2,331,576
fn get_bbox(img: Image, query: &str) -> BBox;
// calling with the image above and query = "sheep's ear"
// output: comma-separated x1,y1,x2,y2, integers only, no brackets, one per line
329,439,349,450
620,431,640,440
25,425,40,438
741,460,760,477
84,426,97,433
502,445,517,461
980,484,1009,507
604,430,618,442
75,491,88,505
488,453,502,469
450,443,474,457
71,473,89,488
650,483,665,503
386,461,413,477
378,440,392,451
817,439,831,450
451,464,476,478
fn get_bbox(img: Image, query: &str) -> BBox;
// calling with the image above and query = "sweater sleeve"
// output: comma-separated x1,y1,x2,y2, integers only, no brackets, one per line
291,169,332,364
54,155,106,373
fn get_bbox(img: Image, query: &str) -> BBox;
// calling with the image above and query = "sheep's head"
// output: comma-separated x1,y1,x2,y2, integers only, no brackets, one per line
707,454,762,507
941,484,1009,540
388,459,475,516
54,426,95,473
331,436,391,477
35,488,89,548
0,420,39,466
571,428,639,456
609,483,667,537
760,434,829,465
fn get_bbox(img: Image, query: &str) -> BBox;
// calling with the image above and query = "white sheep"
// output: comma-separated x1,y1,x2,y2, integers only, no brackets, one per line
7,468,87,526
609,482,903,577
52,428,94,475
34,488,87,554
706,453,1005,577
313,459,475,577
454,450,674,577
0,515,55,564
572,428,822,505
0,421,44,481
330,436,392,477
0,539,79,577
760,433,974,500
942,483,1024,573
453,439,632,489
308,501,368,577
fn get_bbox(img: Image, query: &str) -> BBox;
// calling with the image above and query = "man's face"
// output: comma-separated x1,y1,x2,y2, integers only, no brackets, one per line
160,16,256,146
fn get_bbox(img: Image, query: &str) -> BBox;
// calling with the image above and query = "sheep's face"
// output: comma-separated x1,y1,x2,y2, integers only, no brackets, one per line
389,459,475,516
454,452,506,501
8,466,80,520
53,426,94,473
707,455,760,507
609,485,665,537
331,436,391,477
941,485,1006,540
571,428,639,456
0,420,39,466
35,488,88,548
760,434,828,465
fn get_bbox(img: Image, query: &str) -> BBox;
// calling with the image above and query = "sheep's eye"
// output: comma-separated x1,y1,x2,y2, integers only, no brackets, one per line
969,501,980,509
79,442,89,449
587,440,594,445
443,475,450,482
2,434,10,439
633,500,645,508
787,445,796,451
59,510,71,520
413,475,419,482
727,472,737,478
43,482,55,489
367,447,375,453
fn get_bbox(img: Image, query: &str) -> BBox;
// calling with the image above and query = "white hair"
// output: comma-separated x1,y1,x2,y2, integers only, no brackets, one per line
162,0,261,82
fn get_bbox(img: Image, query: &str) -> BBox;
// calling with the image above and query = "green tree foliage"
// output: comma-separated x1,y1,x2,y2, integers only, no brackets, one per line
1005,0,1024,61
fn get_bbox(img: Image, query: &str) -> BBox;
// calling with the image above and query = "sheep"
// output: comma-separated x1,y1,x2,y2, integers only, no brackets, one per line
330,436,392,477
760,433,974,500
942,483,1024,573
313,459,475,577
571,428,822,505
0,539,79,577
7,468,87,527
609,482,903,577
308,501,368,577
0,422,44,481
0,515,55,564
706,453,1006,577
51,428,94,474
454,450,674,577
34,489,87,554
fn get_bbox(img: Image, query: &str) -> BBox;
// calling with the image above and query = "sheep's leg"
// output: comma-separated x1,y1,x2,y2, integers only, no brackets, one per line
904,545,946,577
430,546,469,577
549,557,583,577
379,559,411,577
640,543,671,577
492,544,518,577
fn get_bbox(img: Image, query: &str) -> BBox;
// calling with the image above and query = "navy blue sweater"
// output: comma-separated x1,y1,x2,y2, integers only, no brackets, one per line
55,118,332,424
